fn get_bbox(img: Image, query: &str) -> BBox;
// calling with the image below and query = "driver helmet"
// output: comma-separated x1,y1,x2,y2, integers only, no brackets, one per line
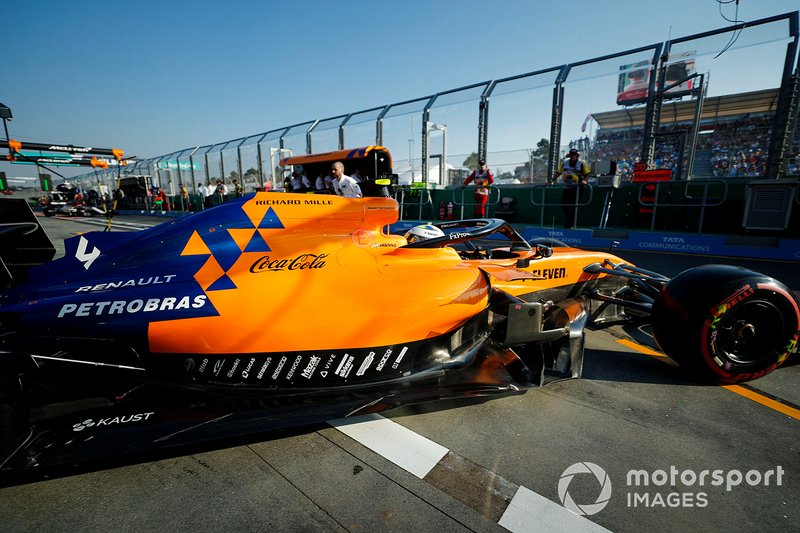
404,224,445,244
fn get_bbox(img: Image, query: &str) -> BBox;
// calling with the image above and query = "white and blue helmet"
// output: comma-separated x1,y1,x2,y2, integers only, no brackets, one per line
404,224,445,244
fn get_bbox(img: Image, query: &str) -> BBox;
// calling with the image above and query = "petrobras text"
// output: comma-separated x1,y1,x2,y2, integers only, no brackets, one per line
58,295,208,318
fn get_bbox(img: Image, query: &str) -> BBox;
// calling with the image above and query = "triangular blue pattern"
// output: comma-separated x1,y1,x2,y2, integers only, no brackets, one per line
200,229,240,272
207,273,238,291
258,207,285,229
244,231,271,252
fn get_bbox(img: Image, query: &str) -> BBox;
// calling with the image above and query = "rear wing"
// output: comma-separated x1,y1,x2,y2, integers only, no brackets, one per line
0,199,56,287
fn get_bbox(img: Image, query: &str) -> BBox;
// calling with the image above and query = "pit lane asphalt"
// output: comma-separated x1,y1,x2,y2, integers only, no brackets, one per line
0,214,797,533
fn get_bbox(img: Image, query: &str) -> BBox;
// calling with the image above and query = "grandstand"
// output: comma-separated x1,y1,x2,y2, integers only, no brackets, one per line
588,89,780,180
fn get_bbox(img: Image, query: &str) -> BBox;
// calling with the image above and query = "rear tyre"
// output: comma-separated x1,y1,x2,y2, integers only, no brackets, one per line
652,265,799,384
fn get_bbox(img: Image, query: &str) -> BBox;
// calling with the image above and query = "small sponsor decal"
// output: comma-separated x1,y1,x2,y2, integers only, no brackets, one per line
75,275,177,293
285,355,303,380
335,354,355,378
272,356,288,380
256,357,272,380
320,354,337,378
352,229,372,247
226,358,241,378
241,357,256,379
357,352,375,376
72,412,155,432
376,349,393,372
391,347,409,370
302,356,322,379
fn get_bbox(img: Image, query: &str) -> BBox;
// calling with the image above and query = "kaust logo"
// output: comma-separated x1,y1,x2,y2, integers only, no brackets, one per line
72,412,155,432
250,253,328,273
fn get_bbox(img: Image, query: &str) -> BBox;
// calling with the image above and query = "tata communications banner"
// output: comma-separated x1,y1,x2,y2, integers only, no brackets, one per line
617,52,696,105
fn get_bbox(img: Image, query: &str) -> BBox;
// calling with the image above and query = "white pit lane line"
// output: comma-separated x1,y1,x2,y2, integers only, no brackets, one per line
329,414,611,533
329,413,447,479
500,486,611,533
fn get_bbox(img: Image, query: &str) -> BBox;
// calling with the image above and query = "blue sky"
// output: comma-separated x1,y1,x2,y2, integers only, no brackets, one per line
2,0,798,179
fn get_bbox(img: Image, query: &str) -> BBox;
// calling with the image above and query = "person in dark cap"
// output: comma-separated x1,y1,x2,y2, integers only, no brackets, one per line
463,158,494,217
553,148,590,229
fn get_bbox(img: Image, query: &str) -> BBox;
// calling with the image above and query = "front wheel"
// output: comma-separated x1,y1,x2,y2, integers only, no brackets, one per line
652,265,799,384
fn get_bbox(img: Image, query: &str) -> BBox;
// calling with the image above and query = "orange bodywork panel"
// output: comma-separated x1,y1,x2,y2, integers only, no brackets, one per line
148,193,488,354
280,146,392,168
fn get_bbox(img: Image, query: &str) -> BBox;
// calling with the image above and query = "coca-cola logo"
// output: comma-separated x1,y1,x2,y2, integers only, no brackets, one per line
250,253,328,273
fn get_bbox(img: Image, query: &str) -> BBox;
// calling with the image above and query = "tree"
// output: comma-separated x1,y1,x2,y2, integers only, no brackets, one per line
530,138,551,183
462,152,479,170
535,138,549,159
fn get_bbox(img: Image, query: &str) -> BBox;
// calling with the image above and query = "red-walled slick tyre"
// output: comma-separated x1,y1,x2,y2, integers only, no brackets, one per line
652,265,799,384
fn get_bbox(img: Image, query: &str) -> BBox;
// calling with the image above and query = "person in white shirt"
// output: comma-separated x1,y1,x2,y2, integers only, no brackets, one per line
324,173,335,193
331,161,361,198
315,172,326,193
198,182,210,209
352,169,365,182
300,171,312,191
290,172,305,193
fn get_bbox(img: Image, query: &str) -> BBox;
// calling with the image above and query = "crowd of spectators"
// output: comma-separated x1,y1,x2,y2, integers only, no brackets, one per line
576,113,779,180
701,115,773,178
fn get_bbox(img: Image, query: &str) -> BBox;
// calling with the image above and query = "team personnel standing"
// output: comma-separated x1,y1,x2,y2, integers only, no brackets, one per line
553,148,590,229
463,158,494,217
331,161,362,198
315,172,327,193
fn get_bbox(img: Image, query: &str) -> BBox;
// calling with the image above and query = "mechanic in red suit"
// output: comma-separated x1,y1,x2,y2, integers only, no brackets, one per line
463,158,494,217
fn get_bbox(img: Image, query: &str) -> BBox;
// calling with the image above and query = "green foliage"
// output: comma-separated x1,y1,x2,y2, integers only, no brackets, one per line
462,152,479,170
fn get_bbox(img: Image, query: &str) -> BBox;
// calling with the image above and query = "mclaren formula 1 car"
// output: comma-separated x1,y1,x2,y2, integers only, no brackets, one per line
0,191,797,474
41,185,106,218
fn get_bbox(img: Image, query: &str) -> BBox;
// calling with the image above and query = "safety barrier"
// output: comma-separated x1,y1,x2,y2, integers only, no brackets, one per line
452,187,501,219
530,184,595,227
394,188,434,221
637,179,728,233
